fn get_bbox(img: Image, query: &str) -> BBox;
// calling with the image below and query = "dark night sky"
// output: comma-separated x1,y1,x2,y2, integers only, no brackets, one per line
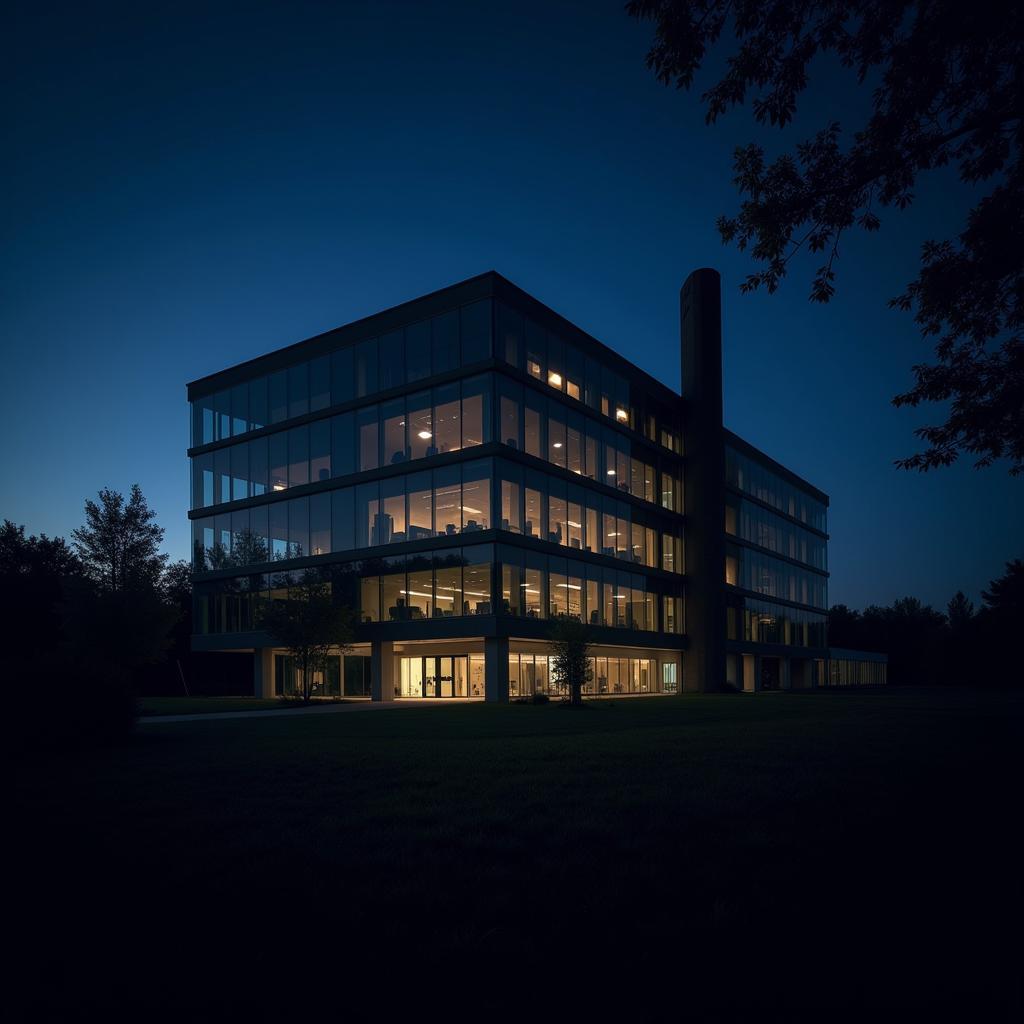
4,1,1020,609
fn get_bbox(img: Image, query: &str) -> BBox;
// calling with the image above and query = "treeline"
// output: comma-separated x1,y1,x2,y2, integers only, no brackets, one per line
2,486,251,739
829,561,1023,687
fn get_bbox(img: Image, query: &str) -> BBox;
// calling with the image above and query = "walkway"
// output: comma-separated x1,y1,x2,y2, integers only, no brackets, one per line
138,698,477,724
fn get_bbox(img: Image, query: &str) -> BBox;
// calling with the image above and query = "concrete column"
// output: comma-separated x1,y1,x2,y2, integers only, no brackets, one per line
484,636,509,703
254,647,275,699
780,658,792,690
370,640,395,701
681,268,726,693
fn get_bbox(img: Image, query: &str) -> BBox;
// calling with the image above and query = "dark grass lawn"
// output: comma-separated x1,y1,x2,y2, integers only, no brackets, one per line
137,696,345,716
14,688,1023,1016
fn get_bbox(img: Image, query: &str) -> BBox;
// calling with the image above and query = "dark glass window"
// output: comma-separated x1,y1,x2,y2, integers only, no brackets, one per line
310,492,331,556
357,405,379,471
550,555,568,616
501,545,522,616
463,552,492,615
433,382,461,454
462,374,490,447
270,501,288,560
250,505,269,563
433,466,461,537
289,497,309,558
524,470,546,540
215,514,231,563
192,452,213,509
525,320,545,380
566,411,583,475
435,550,464,618
500,464,522,534
231,443,248,501
461,300,491,364
288,426,309,487
381,398,406,466
565,345,583,401
497,302,523,368
406,553,433,619
524,390,543,457
359,567,379,623
249,377,268,431
355,481,379,548
354,338,378,398
584,357,601,410
432,310,459,375
379,330,405,391
407,471,433,540
231,384,249,436
269,370,288,424
231,509,250,562
331,411,354,477
498,377,521,450
548,479,567,545
310,419,331,483
381,555,407,621
310,355,331,412
380,476,406,544
269,432,288,492
288,363,309,419
215,448,231,505
405,320,431,382
331,347,354,405
332,488,354,552
407,391,433,460
461,460,491,532
547,333,564,392
548,399,566,468
193,395,215,446
215,390,231,441
567,483,584,550
585,424,600,480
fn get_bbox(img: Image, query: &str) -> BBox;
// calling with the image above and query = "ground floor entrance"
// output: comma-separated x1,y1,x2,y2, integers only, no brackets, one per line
254,638,683,701
398,654,486,698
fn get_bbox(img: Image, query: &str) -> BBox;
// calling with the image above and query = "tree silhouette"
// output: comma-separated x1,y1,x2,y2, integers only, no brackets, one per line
981,559,1024,612
0,521,83,672
629,0,1023,473
946,591,975,631
72,484,167,591
549,616,594,705
258,570,354,703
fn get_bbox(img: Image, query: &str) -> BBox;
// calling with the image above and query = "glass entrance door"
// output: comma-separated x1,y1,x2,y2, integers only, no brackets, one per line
400,656,468,697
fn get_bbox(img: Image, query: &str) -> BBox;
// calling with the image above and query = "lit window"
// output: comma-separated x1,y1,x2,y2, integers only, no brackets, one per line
548,371,562,388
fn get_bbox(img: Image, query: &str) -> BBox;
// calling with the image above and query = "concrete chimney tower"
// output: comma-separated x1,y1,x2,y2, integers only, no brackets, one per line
681,269,726,692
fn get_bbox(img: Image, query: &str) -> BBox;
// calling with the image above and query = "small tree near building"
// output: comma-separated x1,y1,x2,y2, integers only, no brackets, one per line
549,616,594,706
258,571,355,703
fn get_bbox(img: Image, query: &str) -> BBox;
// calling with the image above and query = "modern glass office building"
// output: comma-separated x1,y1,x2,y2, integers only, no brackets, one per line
188,269,859,699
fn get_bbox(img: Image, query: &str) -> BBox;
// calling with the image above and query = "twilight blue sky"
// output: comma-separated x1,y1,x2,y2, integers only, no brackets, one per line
3,0,1020,609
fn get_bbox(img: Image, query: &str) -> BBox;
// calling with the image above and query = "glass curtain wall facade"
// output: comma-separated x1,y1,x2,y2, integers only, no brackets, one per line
723,440,830,690
188,270,832,700
188,272,689,701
